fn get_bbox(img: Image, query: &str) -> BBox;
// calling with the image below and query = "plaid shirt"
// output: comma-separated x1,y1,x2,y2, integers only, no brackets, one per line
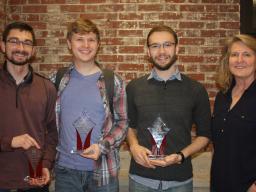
50,64,128,186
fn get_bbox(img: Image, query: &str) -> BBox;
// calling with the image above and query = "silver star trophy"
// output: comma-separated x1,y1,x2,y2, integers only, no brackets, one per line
147,116,170,160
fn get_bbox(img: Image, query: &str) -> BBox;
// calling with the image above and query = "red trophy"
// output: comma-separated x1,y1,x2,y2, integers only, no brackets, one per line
24,147,44,183
70,110,95,155
147,116,170,160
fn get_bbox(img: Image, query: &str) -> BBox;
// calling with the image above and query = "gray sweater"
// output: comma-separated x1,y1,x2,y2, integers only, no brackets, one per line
126,73,211,181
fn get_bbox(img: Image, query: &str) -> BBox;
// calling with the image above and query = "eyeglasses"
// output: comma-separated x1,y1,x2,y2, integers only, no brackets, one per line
148,42,176,51
6,38,34,48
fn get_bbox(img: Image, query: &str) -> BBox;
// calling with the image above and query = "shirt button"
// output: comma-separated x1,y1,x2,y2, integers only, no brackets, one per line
223,118,226,121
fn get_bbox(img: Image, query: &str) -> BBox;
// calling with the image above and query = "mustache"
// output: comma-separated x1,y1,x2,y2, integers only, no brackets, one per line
12,50,29,56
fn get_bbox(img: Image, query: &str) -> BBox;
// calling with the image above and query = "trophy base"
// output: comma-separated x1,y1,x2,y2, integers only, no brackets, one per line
24,176,45,183
148,154,166,160
70,149,94,155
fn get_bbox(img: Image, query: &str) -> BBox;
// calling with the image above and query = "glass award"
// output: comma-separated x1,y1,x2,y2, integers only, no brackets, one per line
24,147,44,183
147,116,170,160
70,110,95,155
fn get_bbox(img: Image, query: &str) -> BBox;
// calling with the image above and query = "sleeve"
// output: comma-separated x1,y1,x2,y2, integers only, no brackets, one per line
42,81,58,169
0,136,14,152
193,83,211,138
126,80,137,129
99,74,128,153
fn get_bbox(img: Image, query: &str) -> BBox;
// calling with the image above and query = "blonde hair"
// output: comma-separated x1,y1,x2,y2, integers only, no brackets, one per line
217,34,256,93
67,18,100,41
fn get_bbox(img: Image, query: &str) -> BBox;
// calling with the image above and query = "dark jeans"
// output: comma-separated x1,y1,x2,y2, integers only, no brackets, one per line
55,164,119,192
129,177,193,192
0,185,49,192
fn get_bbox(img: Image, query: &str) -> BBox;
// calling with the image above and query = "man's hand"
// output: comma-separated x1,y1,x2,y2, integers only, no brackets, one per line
80,144,101,160
149,153,181,167
11,134,40,150
130,144,155,168
248,182,256,192
28,168,50,187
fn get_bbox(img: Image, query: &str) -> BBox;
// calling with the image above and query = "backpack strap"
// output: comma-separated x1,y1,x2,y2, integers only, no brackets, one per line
102,69,114,115
55,67,114,115
55,67,68,90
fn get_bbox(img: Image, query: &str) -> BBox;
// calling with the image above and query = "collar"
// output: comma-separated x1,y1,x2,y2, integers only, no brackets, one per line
3,61,33,84
147,64,182,82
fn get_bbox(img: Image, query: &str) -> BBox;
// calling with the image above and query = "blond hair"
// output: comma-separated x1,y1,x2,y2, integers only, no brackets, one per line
67,18,100,41
217,34,256,93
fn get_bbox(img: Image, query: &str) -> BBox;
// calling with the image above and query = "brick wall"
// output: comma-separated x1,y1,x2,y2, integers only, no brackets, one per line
0,0,6,63
2,0,240,103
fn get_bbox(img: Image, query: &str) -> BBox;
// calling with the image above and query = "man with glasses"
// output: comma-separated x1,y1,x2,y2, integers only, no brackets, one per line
0,21,57,191
126,25,211,191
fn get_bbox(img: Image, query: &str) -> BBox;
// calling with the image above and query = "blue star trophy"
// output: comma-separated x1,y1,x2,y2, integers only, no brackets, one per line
147,116,170,160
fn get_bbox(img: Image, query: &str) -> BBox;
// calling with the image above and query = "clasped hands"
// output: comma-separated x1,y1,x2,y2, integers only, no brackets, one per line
130,144,182,169
79,144,101,160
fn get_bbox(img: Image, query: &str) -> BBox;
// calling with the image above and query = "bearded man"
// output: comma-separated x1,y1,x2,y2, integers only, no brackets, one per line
0,21,57,192
126,25,211,192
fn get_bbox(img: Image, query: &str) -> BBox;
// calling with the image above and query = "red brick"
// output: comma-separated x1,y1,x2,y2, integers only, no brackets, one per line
9,0,26,5
8,6,22,13
179,38,205,45
219,5,239,12
35,38,45,46
180,5,204,12
165,0,185,2
205,5,218,12
124,55,147,63
187,73,205,81
98,55,124,62
202,0,225,3
220,22,240,29
119,46,144,54
200,13,218,20
118,64,145,71
8,14,20,20
138,4,163,12
86,4,125,12
28,0,40,3
201,30,226,37
200,64,217,72
119,13,143,20
179,56,204,63
59,38,67,45
23,6,47,13
41,0,66,3
186,64,198,72
39,64,65,71
81,13,117,20
80,0,106,3
102,38,123,45
29,22,47,30
203,47,223,55
50,30,65,38
27,14,39,21
61,5,84,12
59,55,72,62
118,30,143,37
204,56,219,63
179,21,204,29
159,12,183,20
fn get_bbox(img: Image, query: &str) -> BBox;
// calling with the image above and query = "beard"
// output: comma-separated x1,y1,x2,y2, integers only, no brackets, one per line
150,54,178,71
5,50,33,66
